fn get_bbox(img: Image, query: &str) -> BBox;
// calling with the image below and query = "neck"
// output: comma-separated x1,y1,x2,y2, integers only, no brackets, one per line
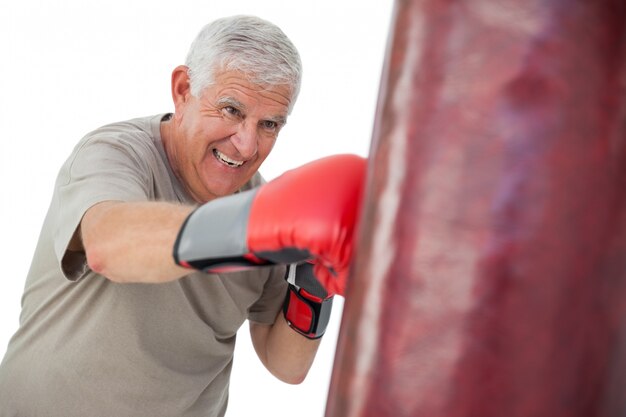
160,115,183,188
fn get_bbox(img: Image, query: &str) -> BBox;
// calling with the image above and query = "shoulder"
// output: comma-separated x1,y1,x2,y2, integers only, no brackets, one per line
78,114,162,151
67,115,167,168
55,115,166,187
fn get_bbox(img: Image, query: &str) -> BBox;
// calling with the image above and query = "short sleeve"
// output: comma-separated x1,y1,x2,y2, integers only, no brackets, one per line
247,265,289,324
53,133,154,280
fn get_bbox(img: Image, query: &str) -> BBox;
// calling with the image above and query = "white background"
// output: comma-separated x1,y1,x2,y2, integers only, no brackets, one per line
0,1,393,416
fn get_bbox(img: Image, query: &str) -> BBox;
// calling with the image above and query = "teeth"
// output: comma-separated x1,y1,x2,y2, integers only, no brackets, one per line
214,150,244,167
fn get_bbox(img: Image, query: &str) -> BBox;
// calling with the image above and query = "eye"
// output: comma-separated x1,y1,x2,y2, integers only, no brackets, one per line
222,106,242,118
261,120,278,131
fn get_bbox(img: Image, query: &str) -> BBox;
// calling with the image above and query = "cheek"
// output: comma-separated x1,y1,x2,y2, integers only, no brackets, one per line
187,124,217,155
258,136,278,156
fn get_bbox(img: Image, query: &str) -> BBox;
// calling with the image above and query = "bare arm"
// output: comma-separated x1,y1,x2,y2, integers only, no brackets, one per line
79,200,194,283
249,313,322,384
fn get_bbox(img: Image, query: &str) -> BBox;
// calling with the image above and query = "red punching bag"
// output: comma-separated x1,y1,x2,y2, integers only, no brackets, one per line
326,1,626,416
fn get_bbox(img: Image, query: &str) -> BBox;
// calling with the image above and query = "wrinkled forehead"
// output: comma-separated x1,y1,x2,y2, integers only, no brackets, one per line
206,70,293,114
211,68,298,112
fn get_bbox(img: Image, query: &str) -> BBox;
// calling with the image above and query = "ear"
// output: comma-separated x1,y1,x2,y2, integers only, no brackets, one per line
171,65,192,112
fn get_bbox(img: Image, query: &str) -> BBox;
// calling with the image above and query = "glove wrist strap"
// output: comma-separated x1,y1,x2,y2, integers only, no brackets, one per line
283,284,333,339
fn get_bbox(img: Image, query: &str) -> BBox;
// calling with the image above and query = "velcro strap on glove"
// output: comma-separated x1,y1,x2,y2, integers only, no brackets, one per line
283,285,333,339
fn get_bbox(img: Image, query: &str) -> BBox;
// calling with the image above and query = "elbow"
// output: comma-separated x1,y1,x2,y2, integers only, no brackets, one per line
268,358,312,385
81,202,125,283
85,247,102,276
283,377,306,386
273,368,308,385
83,231,102,274
287,373,307,385
84,239,124,283
264,347,312,385
85,244,112,282
251,318,318,385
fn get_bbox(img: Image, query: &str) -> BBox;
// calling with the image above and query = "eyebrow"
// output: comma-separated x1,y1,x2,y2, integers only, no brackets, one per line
216,96,246,111
215,96,287,126
265,114,288,126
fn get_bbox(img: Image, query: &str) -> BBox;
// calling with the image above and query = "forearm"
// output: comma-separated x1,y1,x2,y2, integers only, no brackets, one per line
251,313,322,385
81,200,194,283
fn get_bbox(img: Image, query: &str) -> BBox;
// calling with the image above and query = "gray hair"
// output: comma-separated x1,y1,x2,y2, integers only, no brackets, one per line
185,15,302,112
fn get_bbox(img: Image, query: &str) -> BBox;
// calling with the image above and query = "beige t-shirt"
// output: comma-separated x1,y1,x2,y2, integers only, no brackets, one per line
0,114,288,417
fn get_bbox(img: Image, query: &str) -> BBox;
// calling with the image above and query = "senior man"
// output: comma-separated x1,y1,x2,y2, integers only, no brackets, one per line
0,15,365,417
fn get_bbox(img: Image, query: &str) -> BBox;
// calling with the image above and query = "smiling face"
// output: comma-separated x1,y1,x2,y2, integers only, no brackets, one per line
162,66,292,203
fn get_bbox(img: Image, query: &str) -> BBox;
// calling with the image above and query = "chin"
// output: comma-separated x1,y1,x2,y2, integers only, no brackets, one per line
202,180,246,200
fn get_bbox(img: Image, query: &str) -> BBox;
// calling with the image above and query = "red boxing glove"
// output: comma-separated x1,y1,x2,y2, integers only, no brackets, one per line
173,154,367,296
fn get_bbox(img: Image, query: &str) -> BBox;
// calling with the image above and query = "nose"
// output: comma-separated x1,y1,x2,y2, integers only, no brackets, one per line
231,120,258,159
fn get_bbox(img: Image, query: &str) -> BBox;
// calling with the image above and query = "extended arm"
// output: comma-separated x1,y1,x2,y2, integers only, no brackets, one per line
81,154,366,288
80,200,194,283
